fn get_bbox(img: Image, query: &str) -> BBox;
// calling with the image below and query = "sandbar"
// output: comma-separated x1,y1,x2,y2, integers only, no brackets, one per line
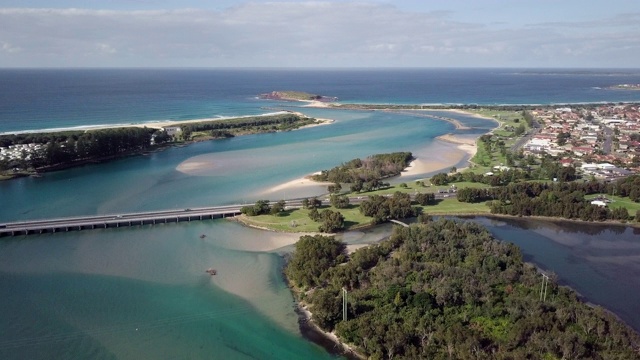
261,173,332,196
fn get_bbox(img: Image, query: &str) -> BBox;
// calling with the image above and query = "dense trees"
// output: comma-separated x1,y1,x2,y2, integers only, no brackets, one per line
311,152,413,184
359,192,417,224
240,200,271,216
0,127,161,171
286,219,640,359
0,113,315,172
181,113,315,140
285,234,346,288
455,177,640,222
329,194,350,209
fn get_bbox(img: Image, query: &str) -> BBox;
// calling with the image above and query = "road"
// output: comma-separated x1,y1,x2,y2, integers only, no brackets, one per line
510,117,541,152
602,125,613,154
0,192,456,237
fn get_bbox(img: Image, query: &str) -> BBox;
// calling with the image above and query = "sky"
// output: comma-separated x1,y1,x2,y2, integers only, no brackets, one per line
0,0,638,68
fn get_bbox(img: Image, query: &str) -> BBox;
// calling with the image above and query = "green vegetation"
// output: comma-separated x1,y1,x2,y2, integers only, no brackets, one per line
0,127,162,174
239,205,372,232
454,176,640,222
0,113,318,177
259,90,337,101
285,234,346,288
586,194,640,218
311,152,413,186
181,113,318,141
285,219,640,359
419,198,491,215
359,192,416,224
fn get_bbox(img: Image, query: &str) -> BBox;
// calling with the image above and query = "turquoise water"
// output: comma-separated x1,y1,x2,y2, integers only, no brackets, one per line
1,109,486,221
0,221,332,359
0,109,494,359
2,69,640,358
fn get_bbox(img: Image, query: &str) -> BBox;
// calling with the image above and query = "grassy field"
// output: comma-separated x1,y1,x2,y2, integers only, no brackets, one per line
238,182,640,233
466,109,529,132
238,204,374,232
239,198,492,233
418,198,491,215
366,180,490,195
239,179,494,232
462,109,536,175
586,194,640,217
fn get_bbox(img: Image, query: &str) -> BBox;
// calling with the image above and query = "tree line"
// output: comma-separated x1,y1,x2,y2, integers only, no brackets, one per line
456,176,640,222
181,113,315,140
285,219,640,359
0,127,165,171
1,114,317,173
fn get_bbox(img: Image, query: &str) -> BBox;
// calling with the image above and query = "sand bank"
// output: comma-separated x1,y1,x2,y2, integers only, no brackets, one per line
261,173,332,196
301,100,335,108
436,133,478,156
400,135,477,178
175,159,216,174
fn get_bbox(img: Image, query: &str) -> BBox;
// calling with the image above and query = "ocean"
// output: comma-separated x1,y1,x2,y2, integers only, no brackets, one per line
2,68,640,133
1,68,640,359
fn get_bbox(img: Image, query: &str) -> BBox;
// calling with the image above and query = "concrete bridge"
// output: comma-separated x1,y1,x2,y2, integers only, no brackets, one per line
0,193,454,238
0,204,251,237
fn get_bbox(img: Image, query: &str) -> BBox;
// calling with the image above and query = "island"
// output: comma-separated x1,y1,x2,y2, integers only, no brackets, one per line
258,90,338,103
608,84,640,91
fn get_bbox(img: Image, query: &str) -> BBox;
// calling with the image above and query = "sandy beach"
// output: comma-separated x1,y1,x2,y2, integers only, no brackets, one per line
1,111,330,135
301,100,335,108
265,133,480,193
262,173,332,195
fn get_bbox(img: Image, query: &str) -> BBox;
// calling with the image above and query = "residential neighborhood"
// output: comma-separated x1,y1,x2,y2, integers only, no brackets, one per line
521,104,640,180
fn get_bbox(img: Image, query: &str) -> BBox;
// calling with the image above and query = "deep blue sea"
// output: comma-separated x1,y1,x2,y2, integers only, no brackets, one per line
1,68,640,133
1,68,640,359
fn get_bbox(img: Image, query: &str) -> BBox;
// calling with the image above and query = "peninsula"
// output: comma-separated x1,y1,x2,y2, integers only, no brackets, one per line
0,112,328,180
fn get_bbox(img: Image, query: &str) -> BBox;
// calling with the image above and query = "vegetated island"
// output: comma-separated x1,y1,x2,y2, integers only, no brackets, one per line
259,90,338,103
0,112,328,180
608,84,640,91
237,152,640,356
284,218,640,359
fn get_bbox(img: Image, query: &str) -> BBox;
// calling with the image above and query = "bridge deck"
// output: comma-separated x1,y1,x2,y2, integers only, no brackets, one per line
0,205,247,237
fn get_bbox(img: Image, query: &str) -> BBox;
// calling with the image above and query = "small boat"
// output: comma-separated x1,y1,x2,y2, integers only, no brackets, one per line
199,234,206,239
206,268,217,275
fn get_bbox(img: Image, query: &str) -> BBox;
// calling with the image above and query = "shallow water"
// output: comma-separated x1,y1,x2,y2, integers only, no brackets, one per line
2,69,640,358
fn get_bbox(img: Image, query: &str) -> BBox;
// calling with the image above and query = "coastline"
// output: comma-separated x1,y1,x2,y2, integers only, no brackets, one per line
264,110,489,194
0,111,330,136
294,302,364,360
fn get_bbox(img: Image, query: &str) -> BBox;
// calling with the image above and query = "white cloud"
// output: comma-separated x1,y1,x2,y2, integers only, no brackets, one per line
1,41,21,53
0,3,637,67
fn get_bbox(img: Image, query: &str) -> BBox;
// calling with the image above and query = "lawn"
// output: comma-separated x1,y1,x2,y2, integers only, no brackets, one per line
419,198,491,215
238,204,374,232
467,109,530,131
240,180,494,233
586,194,640,218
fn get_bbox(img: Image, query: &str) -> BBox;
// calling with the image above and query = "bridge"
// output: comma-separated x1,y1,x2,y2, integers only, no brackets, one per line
0,204,252,237
0,193,454,238
390,219,410,227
